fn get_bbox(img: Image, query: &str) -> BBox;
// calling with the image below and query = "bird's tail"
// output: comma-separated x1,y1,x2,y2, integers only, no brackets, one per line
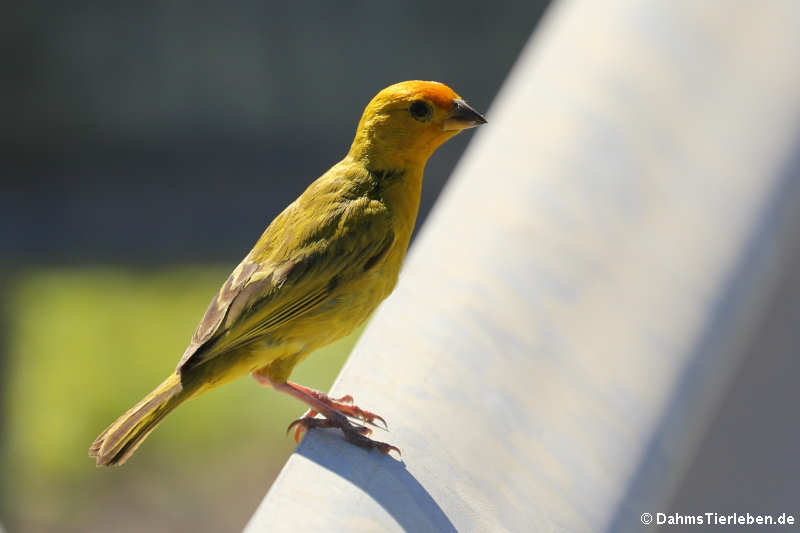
89,372,186,466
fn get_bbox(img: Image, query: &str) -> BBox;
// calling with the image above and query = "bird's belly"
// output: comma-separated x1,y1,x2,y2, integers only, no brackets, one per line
298,274,391,345
247,249,406,384
250,271,393,382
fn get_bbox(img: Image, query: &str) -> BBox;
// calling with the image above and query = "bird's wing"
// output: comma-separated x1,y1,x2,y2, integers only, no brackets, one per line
177,197,394,371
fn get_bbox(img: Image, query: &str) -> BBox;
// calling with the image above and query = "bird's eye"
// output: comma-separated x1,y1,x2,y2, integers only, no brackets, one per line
409,100,432,122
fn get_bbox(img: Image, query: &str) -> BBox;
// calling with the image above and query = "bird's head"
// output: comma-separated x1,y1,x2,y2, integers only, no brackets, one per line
347,80,486,170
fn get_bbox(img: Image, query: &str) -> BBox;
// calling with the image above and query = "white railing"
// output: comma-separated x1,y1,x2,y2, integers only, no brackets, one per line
246,1,800,531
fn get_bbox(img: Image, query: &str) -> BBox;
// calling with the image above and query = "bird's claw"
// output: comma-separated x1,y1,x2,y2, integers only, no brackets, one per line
273,381,400,454
286,411,399,455
287,409,318,443
322,395,388,430
332,394,354,404
342,428,401,456
287,411,374,444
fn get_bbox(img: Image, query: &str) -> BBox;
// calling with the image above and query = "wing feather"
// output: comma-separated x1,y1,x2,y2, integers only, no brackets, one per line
177,194,394,371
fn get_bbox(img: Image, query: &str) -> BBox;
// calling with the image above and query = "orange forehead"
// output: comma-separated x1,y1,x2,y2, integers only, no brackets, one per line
379,80,460,109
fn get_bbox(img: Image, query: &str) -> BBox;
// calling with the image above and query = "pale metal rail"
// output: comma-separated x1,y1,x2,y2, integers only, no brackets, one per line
246,1,800,531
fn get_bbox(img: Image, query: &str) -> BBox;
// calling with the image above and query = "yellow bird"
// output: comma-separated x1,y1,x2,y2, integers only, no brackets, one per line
89,80,486,466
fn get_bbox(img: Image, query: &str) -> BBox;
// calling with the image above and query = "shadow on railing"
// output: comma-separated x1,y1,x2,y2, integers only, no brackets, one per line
295,431,458,533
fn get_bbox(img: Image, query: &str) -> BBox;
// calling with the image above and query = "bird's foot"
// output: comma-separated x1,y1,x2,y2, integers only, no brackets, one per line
287,383,388,430
252,371,399,455
286,412,400,455
286,410,369,441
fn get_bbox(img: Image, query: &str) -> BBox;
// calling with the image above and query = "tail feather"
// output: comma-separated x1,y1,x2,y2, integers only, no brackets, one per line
90,372,185,466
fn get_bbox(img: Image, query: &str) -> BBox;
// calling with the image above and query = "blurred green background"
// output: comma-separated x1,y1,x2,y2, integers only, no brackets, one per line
2,268,362,532
0,1,548,531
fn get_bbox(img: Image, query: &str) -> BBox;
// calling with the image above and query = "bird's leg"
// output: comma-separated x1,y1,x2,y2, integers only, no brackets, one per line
283,381,388,429
252,370,399,455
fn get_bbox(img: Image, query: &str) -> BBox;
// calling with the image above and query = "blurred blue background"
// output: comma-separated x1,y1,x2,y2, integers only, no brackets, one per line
0,1,549,531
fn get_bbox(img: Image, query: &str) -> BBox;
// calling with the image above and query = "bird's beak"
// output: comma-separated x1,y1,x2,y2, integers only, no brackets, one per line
443,99,487,131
